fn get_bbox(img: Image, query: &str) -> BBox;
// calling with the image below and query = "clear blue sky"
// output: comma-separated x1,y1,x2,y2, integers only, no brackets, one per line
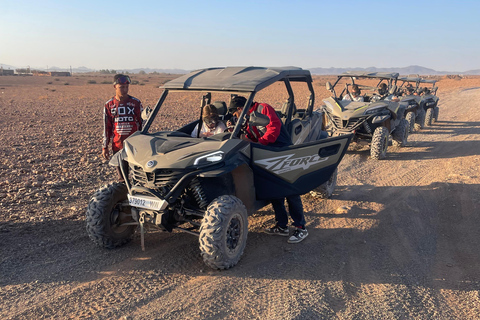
1,0,479,72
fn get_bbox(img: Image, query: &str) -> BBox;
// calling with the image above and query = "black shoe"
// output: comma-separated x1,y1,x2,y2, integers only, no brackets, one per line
265,224,289,236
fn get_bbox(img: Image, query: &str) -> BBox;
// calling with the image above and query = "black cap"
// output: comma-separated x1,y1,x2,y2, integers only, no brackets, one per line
229,96,247,112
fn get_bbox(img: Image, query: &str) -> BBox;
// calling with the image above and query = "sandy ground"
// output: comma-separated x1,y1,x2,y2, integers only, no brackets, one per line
0,74,479,319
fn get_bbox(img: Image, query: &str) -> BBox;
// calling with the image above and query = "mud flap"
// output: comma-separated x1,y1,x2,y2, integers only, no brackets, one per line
250,134,352,200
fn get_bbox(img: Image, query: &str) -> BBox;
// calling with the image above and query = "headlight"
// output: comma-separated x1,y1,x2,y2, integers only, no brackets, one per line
193,151,224,166
364,107,386,115
323,101,334,113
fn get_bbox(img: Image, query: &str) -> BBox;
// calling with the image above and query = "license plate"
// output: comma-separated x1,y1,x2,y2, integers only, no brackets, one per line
127,194,167,210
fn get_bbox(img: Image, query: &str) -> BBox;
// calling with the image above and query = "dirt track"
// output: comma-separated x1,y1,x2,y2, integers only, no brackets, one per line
1,75,480,319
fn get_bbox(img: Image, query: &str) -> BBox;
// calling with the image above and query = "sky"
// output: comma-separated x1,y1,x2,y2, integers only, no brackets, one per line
1,0,480,72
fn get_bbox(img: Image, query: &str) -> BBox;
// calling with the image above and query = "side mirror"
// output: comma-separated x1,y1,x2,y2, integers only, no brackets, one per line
389,85,397,95
249,111,270,127
326,81,333,91
141,106,152,120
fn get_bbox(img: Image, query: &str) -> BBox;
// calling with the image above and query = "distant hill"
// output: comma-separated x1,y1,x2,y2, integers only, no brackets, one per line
0,64,16,70
0,64,189,74
308,65,462,75
45,66,189,74
49,66,188,74
2,63,480,75
463,69,480,75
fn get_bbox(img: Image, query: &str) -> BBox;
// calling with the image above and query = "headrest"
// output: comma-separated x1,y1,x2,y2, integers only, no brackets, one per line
213,101,227,116
280,101,296,117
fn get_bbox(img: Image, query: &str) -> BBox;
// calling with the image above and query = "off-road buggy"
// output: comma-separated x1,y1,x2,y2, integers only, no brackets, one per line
322,72,409,160
86,67,352,270
395,76,426,132
417,79,440,126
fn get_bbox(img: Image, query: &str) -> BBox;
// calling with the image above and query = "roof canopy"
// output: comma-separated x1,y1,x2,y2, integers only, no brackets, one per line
339,71,399,79
162,66,312,92
419,79,437,84
398,76,421,83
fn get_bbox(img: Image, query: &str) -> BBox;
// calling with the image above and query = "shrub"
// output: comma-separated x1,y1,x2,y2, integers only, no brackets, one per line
87,80,97,84
64,82,69,85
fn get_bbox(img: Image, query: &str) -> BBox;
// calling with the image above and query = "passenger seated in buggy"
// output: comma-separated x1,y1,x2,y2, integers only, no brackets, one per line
403,84,414,96
342,84,364,102
370,83,388,102
191,104,227,138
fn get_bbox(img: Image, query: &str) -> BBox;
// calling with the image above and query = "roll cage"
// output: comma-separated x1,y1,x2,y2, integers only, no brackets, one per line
142,67,316,138
327,72,399,100
396,77,438,96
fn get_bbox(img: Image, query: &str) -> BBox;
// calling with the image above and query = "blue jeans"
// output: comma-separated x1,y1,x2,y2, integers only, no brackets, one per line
270,195,305,229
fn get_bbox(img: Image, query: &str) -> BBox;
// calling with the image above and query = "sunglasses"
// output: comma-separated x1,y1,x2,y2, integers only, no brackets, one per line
115,76,131,85
203,117,217,125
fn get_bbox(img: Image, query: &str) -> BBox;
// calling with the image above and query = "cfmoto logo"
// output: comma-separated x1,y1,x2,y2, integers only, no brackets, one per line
146,160,156,168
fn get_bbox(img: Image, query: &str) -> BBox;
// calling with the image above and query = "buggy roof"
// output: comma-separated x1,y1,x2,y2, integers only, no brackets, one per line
162,66,312,92
339,71,399,79
398,76,421,83
419,79,437,84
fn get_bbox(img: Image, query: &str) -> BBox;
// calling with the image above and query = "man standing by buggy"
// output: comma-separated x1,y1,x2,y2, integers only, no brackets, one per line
228,96,308,243
102,74,143,181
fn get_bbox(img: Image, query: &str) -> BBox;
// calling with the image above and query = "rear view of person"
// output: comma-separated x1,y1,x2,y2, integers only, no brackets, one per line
228,96,308,243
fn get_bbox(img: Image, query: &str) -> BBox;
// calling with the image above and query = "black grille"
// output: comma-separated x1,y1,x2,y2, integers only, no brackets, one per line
131,165,186,196
331,116,365,130
131,165,209,208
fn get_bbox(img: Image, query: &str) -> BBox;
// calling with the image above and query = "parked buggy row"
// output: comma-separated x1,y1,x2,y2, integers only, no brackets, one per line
322,72,440,159
85,67,440,270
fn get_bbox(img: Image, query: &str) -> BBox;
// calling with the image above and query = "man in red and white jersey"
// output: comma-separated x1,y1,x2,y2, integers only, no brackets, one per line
102,74,143,180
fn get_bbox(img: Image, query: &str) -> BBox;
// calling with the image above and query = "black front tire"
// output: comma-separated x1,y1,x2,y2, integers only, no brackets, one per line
392,119,409,147
370,126,389,160
414,108,425,131
86,183,135,249
424,108,434,127
405,112,415,133
433,106,439,123
310,168,337,199
199,195,248,270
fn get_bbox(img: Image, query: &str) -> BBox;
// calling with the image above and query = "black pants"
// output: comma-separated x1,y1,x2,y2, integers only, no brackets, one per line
270,195,305,229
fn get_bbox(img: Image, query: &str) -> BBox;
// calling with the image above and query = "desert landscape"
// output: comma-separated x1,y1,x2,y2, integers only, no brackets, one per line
1,73,480,319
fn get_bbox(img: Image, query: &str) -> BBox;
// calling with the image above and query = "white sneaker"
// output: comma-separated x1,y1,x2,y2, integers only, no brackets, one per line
287,227,308,243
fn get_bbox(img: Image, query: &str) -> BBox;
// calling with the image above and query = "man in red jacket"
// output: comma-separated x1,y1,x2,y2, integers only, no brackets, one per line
228,96,308,243
228,96,292,147
102,74,143,181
